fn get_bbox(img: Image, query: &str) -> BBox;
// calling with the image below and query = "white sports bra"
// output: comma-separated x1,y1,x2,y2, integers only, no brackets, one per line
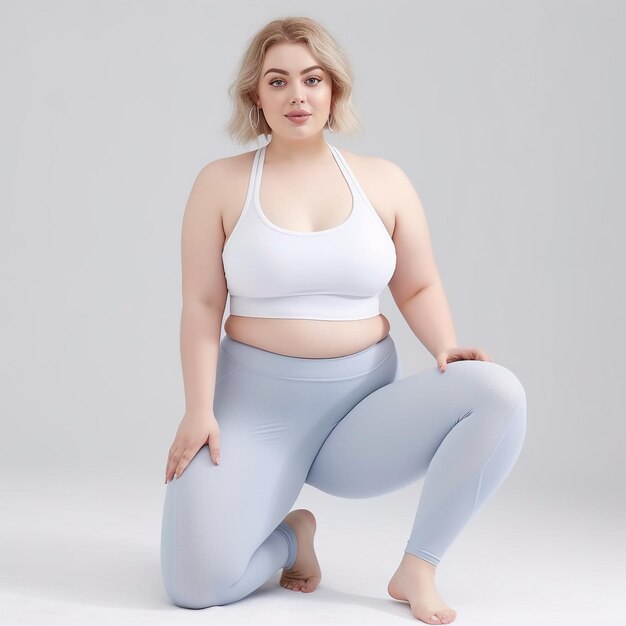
222,141,397,321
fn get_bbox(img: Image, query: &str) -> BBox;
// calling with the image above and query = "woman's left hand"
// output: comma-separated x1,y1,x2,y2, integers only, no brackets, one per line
436,347,494,373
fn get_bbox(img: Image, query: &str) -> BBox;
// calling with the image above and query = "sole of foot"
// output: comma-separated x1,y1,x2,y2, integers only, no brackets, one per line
279,509,322,593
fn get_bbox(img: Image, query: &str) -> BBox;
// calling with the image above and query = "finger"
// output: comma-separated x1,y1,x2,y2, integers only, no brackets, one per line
166,448,183,483
478,349,493,362
174,448,195,479
208,430,221,465
165,456,174,483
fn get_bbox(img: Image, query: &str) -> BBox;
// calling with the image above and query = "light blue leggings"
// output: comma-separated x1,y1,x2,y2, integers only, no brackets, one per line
160,333,527,608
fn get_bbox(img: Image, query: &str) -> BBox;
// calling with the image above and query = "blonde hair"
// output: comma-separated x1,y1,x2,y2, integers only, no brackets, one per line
223,16,363,145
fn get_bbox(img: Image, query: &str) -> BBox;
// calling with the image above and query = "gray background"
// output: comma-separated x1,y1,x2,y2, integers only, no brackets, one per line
1,1,624,624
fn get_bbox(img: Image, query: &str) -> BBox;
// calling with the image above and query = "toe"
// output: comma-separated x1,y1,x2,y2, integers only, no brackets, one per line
436,610,457,624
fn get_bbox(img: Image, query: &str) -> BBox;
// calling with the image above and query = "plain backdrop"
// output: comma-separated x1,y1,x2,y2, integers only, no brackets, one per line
1,1,624,625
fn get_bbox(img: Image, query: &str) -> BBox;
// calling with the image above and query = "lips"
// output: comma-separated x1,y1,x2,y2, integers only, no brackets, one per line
285,111,311,117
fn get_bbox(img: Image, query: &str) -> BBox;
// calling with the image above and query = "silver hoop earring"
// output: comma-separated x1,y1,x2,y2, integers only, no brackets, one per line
249,105,260,129
327,112,335,132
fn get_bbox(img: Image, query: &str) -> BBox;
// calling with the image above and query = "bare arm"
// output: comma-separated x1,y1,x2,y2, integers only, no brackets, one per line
395,279,458,359
179,160,229,414
180,301,225,414
385,160,459,358
164,159,229,482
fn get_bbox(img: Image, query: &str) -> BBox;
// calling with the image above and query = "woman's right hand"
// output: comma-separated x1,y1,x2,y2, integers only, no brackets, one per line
165,411,221,483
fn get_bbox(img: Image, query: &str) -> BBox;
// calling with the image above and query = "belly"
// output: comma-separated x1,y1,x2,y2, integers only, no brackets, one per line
223,314,391,358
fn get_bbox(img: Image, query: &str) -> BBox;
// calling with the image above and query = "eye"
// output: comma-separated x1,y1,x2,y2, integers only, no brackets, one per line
269,76,322,87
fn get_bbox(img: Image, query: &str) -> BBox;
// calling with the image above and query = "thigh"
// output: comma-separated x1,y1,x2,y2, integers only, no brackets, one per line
305,359,518,498
161,360,311,586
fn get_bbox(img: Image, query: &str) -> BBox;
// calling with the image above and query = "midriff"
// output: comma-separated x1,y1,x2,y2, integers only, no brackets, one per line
224,314,391,358
221,146,396,358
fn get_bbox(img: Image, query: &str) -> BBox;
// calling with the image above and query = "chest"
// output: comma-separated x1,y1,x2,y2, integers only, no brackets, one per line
259,164,354,233
222,153,395,245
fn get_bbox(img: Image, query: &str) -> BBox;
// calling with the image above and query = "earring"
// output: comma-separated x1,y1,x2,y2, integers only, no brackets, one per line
327,112,335,132
249,105,260,129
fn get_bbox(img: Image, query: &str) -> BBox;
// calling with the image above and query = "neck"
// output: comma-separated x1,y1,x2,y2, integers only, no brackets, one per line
264,134,330,163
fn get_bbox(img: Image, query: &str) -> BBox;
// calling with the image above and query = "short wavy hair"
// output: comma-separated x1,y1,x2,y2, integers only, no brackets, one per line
223,16,363,145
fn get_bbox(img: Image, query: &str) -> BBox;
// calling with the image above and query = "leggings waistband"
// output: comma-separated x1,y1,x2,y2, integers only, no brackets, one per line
220,333,397,381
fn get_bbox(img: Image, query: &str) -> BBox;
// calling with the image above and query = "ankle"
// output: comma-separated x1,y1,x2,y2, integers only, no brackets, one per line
401,552,437,576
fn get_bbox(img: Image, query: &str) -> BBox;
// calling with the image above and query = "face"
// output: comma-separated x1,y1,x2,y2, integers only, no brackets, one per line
255,42,333,136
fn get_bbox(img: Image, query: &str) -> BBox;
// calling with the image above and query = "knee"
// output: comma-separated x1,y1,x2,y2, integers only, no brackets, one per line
161,504,248,608
164,588,224,610
164,585,214,609
482,363,528,457
482,361,526,407
492,362,526,418
453,360,527,422
456,361,526,410
162,567,243,609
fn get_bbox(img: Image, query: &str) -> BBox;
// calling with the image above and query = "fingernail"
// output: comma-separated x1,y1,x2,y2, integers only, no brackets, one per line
215,457,220,465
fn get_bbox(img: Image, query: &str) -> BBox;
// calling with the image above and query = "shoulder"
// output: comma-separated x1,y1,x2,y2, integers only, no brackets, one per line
337,146,409,190
337,147,415,228
190,149,257,212
195,149,256,187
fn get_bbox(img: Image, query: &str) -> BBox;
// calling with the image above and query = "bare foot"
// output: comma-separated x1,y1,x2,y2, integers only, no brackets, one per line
387,553,457,624
279,509,322,593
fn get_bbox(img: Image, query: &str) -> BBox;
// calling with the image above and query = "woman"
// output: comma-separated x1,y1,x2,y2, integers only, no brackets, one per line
160,16,527,625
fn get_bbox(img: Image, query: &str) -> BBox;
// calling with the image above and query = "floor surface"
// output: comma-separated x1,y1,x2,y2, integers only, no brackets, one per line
2,468,623,625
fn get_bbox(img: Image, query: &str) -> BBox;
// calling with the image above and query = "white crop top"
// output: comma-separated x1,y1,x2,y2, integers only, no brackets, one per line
221,141,397,321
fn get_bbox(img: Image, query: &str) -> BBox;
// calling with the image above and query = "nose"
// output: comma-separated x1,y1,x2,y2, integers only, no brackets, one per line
290,89,304,103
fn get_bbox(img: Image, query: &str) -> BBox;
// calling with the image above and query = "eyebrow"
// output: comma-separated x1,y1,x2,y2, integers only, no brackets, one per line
263,65,325,77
